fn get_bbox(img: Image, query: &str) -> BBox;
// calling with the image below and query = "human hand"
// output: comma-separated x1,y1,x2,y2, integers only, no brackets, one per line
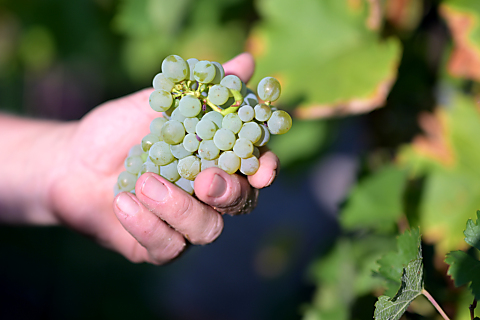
48,53,280,264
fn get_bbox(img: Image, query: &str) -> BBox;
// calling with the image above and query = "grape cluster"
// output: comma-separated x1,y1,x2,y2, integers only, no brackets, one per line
115,54,292,196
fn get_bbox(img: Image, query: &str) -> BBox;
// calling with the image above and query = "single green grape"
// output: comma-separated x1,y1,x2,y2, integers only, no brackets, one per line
196,119,217,140
162,55,188,82
218,151,240,174
177,156,201,181
222,113,243,134
149,90,173,112
208,84,230,106
233,138,253,159
238,122,262,143
193,60,216,83
152,73,174,92
267,110,292,135
161,120,185,145
149,141,175,166
213,128,236,151
179,95,202,117
257,77,281,102
198,140,220,160
240,155,259,175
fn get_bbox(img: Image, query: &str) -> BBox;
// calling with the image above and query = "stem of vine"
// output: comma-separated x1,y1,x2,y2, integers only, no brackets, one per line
422,289,450,320
470,299,477,320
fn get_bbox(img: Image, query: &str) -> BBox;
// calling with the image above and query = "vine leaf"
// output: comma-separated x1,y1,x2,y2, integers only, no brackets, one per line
445,251,480,300
440,0,480,81
374,256,424,320
247,0,401,118
445,211,480,300
375,228,422,296
340,165,407,233
464,211,480,250
398,93,480,256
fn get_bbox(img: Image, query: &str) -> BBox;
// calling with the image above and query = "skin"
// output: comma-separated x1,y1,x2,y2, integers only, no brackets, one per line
0,53,280,265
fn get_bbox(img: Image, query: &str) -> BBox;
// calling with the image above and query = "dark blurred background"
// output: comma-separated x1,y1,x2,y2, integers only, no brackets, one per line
2,0,479,319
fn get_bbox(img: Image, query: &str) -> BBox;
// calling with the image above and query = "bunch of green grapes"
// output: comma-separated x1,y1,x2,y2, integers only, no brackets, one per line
115,54,292,196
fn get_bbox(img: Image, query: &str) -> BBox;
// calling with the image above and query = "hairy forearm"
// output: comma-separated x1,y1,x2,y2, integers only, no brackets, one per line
0,114,75,225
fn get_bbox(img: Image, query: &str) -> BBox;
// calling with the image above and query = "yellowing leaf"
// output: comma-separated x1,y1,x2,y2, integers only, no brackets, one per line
247,0,402,118
398,93,480,255
440,0,480,81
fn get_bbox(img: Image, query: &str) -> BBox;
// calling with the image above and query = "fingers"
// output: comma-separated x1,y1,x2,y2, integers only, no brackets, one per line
113,191,186,265
194,167,259,216
223,52,255,84
248,148,280,189
134,173,224,245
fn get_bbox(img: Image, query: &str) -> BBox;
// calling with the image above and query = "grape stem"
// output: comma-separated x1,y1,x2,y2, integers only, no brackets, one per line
422,289,450,320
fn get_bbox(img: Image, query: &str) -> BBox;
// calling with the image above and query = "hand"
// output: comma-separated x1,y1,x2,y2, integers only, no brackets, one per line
48,53,280,264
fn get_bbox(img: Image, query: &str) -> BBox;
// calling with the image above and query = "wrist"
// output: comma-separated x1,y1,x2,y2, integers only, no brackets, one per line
0,115,77,225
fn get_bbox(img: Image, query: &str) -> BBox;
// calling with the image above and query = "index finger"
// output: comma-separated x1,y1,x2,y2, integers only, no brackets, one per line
134,173,224,245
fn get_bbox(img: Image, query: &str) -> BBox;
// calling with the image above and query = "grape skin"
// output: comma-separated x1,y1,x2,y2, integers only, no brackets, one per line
218,151,240,174
254,103,272,122
179,95,202,117
254,124,270,147
196,119,217,140
238,105,254,122
150,117,168,138
213,128,236,151
198,140,220,160
177,156,201,181
118,171,137,191
183,133,200,152
152,73,174,92
161,120,186,145
267,110,292,135
149,90,173,112
149,141,175,166
240,155,259,175
220,75,242,91
233,138,254,159
141,133,161,152
160,160,180,182
203,111,223,129
183,117,199,134
257,77,281,102
162,55,188,82
208,84,230,106
193,61,216,83
124,155,143,174
239,122,262,144
222,113,242,134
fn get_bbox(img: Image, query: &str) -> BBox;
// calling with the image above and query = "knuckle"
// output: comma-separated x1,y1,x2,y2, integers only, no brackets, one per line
170,195,194,223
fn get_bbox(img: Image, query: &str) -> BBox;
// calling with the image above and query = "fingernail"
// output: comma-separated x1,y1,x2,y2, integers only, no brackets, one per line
208,174,227,198
142,176,168,201
116,193,139,216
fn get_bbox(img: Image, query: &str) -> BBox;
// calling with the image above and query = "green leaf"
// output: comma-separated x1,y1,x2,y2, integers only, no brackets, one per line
376,228,421,296
445,251,480,300
248,0,401,118
268,119,328,167
464,211,480,250
398,92,480,255
303,235,396,320
440,0,480,81
374,257,424,320
340,166,408,233
445,212,480,300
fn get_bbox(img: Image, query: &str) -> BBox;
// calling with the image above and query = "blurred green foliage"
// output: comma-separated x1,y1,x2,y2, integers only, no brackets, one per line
3,0,480,319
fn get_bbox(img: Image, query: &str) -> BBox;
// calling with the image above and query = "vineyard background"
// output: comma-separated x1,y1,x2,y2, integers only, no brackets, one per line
1,0,479,319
